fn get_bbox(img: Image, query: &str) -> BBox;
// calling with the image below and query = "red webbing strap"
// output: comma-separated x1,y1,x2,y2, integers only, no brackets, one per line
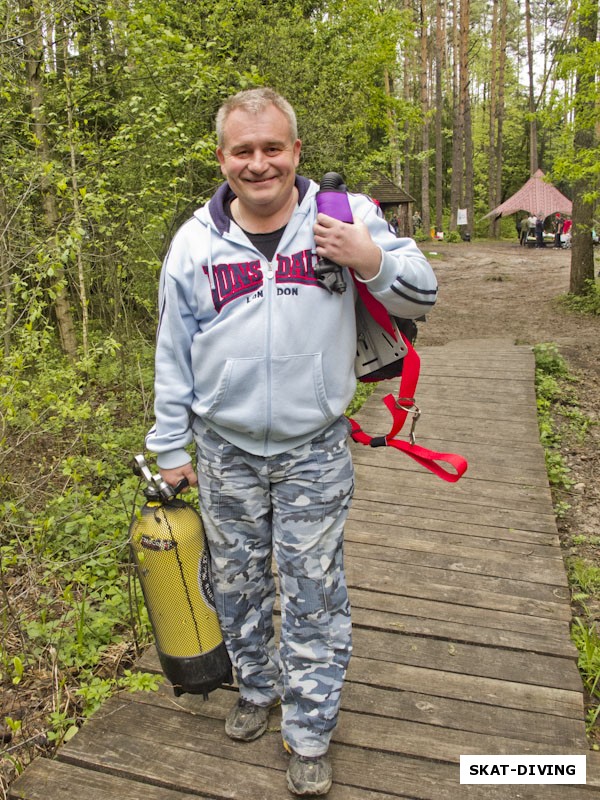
348,333,468,483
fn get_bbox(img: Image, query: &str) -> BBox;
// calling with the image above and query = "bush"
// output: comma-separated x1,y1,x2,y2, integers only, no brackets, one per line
1,336,160,786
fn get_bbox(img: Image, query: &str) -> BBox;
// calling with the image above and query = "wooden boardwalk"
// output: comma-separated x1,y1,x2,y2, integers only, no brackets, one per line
10,338,600,799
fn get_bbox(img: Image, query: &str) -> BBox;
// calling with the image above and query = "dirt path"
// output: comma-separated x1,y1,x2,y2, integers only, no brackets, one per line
417,238,600,617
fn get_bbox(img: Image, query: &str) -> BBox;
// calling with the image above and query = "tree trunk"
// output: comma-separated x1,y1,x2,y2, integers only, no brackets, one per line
63,29,90,358
463,63,474,239
449,0,463,231
495,0,508,227
0,192,12,358
569,0,598,295
384,68,403,186
434,0,445,233
420,0,431,236
525,0,538,174
402,0,413,194
488,0,499,237
20,0,78,358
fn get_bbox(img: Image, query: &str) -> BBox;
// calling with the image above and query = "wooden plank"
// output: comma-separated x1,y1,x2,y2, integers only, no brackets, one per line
345,557,573,618
352,452,549,488
350,496,560,537
344,539,569,587
357,409,542,443
347,656,584,719
353,437,547,470
350,494,559,535
353,439,546,469
137,646,583,721
335,707,587,764
353,465,555,513
350,628,582,690
345,515,562,558
355,478,556,516
8,758,202,800
349,588,571,643
419,359,535,374
339,681,588,749
348,601,576,659
368,377,536,399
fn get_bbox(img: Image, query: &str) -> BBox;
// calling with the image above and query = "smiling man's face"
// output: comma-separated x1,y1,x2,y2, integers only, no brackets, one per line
216,103,302,223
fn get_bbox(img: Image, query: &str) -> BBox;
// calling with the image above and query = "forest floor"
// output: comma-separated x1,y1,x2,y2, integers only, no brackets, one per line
417,237,600,724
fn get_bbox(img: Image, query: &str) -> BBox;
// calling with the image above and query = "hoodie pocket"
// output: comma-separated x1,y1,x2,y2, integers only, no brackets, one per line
202,354,336,442
203,357,267,437
269,353,336,442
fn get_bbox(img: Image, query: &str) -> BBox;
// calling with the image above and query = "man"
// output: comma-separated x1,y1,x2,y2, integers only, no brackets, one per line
519,216,528,246
535,213,546,248
527,213,537,245
146,87,437,796
553,214,563,249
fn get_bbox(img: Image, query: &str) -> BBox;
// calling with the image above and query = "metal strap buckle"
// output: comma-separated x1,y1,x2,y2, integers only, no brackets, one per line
394,398,421,445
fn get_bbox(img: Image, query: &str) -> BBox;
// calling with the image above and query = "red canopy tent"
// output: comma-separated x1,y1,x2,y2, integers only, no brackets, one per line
484,169,572,219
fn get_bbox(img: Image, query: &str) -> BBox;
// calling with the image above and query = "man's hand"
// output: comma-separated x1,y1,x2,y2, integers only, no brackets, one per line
159,462,198,492
314,214,382,280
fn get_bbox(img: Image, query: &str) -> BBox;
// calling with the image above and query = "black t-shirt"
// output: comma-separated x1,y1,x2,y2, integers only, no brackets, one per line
225,199,286,261
244,227,286,261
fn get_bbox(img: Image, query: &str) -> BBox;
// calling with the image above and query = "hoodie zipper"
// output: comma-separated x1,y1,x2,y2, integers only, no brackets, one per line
265,259,275,454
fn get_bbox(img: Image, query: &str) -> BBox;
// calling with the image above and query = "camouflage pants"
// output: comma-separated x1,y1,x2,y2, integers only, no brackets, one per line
193,416,354,757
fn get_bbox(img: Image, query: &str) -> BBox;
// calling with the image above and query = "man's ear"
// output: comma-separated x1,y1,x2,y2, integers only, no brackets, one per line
293,139,302,167
216,147,226,174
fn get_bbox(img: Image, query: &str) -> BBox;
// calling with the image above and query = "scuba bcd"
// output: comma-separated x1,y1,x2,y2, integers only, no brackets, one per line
314,172,468,482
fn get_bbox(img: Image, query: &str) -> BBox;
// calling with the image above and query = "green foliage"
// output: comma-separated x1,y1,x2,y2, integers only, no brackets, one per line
533,343,576,489
534,345,599,735
0,331,159,769
413,228,430,243
444,231,462,244
558,279,600,316
572,616,600,698
345,382,377,418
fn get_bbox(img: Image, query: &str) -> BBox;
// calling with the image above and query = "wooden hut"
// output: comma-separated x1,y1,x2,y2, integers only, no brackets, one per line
356,172,415,236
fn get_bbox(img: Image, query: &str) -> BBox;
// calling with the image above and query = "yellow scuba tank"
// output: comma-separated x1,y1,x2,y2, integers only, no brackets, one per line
129,455,232,698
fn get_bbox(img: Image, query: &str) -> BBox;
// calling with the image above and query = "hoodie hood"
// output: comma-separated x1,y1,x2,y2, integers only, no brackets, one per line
200,176,314,235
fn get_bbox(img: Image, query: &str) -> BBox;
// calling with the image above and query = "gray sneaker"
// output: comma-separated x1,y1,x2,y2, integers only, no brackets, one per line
286,751,333,796
224,697,274,742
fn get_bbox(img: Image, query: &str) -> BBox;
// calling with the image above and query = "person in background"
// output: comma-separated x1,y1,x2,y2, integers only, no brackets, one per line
519,216,528,246
412,209,422,231
553,214,563,249
526,213,537,245
535,213,546,248
145,87,438,797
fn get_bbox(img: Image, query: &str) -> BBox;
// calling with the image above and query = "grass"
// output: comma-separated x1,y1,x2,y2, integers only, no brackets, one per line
557,278,600,316
533,342,600,740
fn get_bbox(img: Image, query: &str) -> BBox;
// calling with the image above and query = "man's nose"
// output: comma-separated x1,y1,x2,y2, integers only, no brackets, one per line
248,150,268,172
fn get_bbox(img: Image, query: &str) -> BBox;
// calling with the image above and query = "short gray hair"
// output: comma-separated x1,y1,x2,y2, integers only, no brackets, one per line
216,87,298,147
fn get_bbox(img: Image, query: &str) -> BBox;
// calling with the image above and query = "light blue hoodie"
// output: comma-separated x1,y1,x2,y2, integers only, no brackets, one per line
146,177,437,467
